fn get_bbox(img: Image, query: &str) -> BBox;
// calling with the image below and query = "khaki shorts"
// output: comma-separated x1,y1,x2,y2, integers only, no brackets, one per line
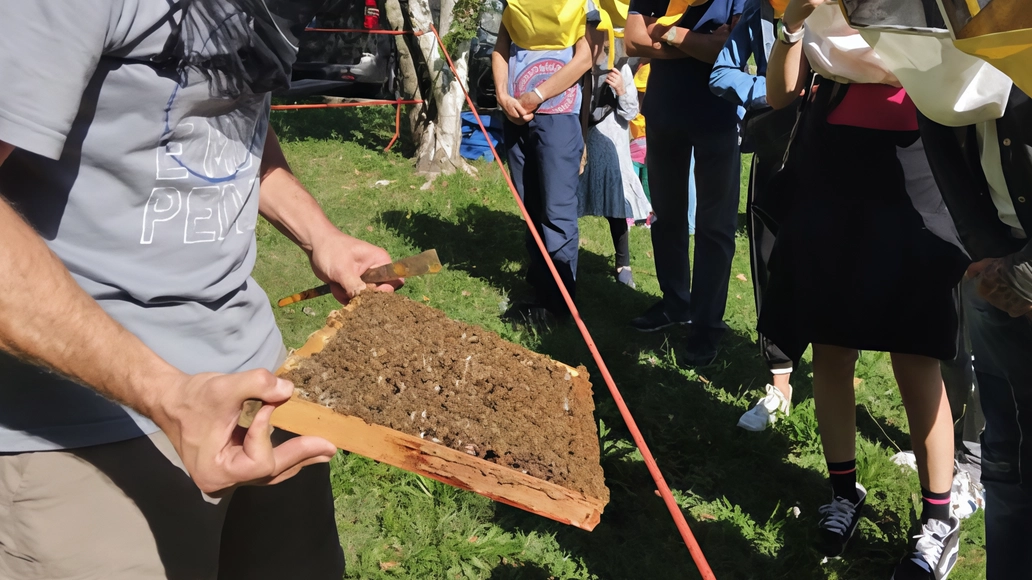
0,431,343,580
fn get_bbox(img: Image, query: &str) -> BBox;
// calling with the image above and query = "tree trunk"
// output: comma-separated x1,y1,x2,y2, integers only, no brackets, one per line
384,0,426,151
406,0,474,175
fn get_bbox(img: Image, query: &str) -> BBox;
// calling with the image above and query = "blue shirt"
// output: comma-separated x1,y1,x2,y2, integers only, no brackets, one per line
709,0,774,111
629,0,745,133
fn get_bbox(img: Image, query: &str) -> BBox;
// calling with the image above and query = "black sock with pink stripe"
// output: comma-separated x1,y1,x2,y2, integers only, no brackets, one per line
921,487,952,523
828,459,859,503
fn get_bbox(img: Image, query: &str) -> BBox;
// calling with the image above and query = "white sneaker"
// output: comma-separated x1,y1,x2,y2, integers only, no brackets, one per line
737,384,792,431
891,516,961,579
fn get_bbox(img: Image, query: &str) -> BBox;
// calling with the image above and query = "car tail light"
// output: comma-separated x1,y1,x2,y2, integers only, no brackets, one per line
363,0,380,29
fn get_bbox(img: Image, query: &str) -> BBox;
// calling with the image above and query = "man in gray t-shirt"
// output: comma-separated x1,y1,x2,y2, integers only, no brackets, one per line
0,1,396,577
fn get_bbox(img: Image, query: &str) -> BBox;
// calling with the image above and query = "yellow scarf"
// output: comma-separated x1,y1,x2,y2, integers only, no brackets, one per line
634,63,651,92
656,0,711,27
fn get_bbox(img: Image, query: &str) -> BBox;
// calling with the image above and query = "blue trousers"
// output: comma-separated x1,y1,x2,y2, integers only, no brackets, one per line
963,278,1032,579
504,115,584,315
645,123,740,335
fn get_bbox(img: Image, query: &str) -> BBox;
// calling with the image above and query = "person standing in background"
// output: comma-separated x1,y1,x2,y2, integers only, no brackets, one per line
762,0,969,576
579,12,653,289
919,83,1032,580
625,0,744,367
493,1,593,328
709,0,797,430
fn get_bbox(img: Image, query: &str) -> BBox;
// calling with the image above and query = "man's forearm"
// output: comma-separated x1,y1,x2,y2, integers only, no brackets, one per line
625,15,687,59
673,30,726,63
258,128,340,255
0,145,183,417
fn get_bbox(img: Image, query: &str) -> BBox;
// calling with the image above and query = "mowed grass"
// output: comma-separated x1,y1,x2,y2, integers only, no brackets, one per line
255,106,986,579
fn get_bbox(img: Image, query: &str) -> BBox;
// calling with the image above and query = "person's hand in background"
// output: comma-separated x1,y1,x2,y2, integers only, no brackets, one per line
967,256,1032,317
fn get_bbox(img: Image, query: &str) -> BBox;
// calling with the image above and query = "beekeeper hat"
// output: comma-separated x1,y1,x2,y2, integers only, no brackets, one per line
937,0,1032,96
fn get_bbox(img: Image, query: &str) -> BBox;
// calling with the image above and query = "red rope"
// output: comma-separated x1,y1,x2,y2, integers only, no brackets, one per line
428,24,717,580
303,27,423,35
270,100,423,110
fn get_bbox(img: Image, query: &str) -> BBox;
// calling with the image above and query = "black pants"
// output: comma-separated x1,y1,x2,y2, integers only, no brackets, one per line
963,278,1032,578
608,216,630,269
941,285,984,452
747,153,793,372
645,123,740,336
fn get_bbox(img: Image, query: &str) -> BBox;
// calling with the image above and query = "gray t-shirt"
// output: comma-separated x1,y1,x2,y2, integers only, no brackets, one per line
0,0,285,451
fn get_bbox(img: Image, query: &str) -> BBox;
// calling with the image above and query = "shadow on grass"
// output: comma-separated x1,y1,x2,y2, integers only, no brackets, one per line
270,103,416,155
857,408,912,455
379,205,891,579
486,562,553,580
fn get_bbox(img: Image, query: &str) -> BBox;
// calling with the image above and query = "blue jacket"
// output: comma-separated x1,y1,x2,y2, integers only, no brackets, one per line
708,0,775,111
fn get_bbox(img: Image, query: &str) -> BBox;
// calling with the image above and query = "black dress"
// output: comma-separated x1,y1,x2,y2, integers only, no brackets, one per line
756,80,971,362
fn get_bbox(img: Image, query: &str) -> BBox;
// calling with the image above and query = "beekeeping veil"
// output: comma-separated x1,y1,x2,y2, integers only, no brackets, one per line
839,0,1012,126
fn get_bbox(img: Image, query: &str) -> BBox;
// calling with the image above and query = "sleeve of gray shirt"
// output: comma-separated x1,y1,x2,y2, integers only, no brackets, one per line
0,1,119,160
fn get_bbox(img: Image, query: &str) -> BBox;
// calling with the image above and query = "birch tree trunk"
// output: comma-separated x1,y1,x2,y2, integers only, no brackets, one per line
384,0,426,146
395,0,475,175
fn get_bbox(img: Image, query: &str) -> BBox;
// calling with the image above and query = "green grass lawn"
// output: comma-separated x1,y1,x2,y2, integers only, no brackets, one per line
256,107,986,579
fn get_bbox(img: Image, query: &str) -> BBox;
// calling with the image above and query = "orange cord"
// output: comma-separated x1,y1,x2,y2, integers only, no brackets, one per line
271,100,424,152
270,100,423,110
427,25,717,580
304,27,425,35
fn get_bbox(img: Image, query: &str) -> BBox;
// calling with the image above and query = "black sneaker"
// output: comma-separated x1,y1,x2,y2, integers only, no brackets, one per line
631,301,689,332
503,302,561,332
891,516,960,580
816,483,867,558
675,327,722,367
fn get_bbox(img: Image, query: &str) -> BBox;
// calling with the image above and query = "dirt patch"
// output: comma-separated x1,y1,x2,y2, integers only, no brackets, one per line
285,291,608,501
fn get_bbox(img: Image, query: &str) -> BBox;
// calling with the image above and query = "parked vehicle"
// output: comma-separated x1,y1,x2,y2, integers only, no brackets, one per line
282,0,396,99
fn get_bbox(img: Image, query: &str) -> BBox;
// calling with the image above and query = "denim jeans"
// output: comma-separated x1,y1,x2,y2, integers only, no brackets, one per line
962,278,1032,579
645,123,740,337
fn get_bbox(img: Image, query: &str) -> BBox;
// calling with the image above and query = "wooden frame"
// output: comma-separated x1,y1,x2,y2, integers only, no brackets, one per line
269,306,607,531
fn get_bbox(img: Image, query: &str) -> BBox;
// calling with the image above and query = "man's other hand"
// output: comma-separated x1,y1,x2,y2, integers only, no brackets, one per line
151,370,337,496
